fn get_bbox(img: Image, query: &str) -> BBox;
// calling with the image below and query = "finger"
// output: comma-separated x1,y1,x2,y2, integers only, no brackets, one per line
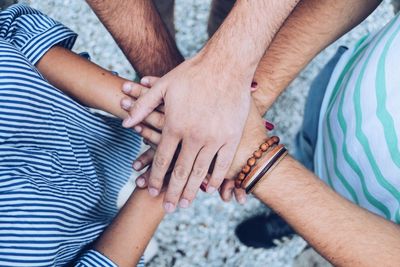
122,98,165,131
134,124,162,146
234,187,247,205
122,85,164,128
163,141,202,213
207,143,237,193
136,167,151,188
141,76,165,113
141,76,160,87
122,81,148,98
219,179,235,202
133,148,155,171
121,96,134,111
179,147,216,208
142,110,165,131
148,129,180,198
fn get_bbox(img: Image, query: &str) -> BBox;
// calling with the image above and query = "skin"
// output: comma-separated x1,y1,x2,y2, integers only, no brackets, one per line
36,47,166,266
87,0,300,213
87,0,382,211
121,83,400,267
218,0,383,199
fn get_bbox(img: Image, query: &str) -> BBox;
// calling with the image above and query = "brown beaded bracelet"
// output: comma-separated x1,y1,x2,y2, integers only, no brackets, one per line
243,144,288,193
235,136,280,189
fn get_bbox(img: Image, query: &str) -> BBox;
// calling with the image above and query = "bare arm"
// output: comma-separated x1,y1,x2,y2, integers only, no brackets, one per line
122,0,300,213
253,155,400,266
85,0,183,76
37,46,137,119
252,0,382,114
94,188,164,266
36,46,165,266
126,98,400,267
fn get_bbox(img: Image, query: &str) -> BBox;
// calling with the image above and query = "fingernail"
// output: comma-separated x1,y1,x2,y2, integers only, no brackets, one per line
122,82,133,93
207,186,216,194
149,187,159,197
136,177,145,187
133,161,142,170
141,77,150,86
251,81,258,88
121,98,132,109
238,196,246,205
179,199,190,208
134,125,142,133
265,120,275,131
200,183,207,192
164,202,176,213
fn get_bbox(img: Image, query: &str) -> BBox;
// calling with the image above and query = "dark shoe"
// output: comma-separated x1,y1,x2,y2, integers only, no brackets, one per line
235,213,296,249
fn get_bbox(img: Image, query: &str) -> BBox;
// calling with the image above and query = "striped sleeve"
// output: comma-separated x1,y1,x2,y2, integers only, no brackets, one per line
75,250,117,267
0,4,77,64
75,250,145,267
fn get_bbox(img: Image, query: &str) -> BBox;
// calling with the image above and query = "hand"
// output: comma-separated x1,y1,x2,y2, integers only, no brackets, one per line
122,55,253,213
121,78,267,208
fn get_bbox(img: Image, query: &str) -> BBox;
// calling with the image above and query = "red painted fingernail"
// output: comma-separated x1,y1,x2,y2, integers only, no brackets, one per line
251,81,258,88
200,182,207,192
265,120,274,131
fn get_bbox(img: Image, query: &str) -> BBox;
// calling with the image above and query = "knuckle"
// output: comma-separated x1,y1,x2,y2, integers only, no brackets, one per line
131,101,142,112
189,132,206,143
154,153,168,168
215,159,231,170
191,166,206,178
172,165,189,182
183,186,197,199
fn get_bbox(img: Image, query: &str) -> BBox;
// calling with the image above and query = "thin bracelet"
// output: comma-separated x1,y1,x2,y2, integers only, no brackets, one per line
245,145,288,194
235,136,279,189
241,144,283,190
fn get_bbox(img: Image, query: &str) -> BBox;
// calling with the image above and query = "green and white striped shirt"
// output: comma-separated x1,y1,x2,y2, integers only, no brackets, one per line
315,14,400,223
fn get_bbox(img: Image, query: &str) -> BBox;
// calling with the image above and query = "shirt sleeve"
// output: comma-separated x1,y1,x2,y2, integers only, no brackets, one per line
0,4,77,64
74,250,117,267
75,250,145,267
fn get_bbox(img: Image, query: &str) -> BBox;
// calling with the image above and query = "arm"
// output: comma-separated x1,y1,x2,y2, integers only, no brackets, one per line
253,156,400,266
122,0,300,213
36,47,165,266
125,97,400,267
251,0,382,114
94,189,164,266
36,46,134,120
85,0,183,76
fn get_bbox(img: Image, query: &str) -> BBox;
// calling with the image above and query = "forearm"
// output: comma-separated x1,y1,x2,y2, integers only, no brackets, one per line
94,188,165,266
252,0,381,114
37,46,129,119
86,0,183,76
253,155,400,266
198,0,299,79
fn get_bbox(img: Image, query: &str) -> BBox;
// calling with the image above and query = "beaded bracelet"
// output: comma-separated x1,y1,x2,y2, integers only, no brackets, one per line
243,144,288,193
235,136,280,189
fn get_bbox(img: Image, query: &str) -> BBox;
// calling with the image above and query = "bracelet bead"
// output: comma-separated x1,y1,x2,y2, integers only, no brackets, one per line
253,149,263,159
242,165,251,174
247,157,256,166
260,143,269,152
238,172,246,181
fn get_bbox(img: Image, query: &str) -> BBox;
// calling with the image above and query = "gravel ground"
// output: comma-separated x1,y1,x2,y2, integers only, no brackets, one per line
21,1,396,266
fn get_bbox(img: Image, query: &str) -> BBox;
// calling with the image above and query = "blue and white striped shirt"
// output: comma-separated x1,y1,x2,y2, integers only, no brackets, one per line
0,4,143,266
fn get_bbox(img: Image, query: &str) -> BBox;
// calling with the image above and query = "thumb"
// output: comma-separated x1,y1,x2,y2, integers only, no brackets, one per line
122,85,164,128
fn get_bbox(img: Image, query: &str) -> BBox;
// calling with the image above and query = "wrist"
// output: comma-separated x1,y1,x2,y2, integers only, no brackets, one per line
195,46,256,81
252,155,306,205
